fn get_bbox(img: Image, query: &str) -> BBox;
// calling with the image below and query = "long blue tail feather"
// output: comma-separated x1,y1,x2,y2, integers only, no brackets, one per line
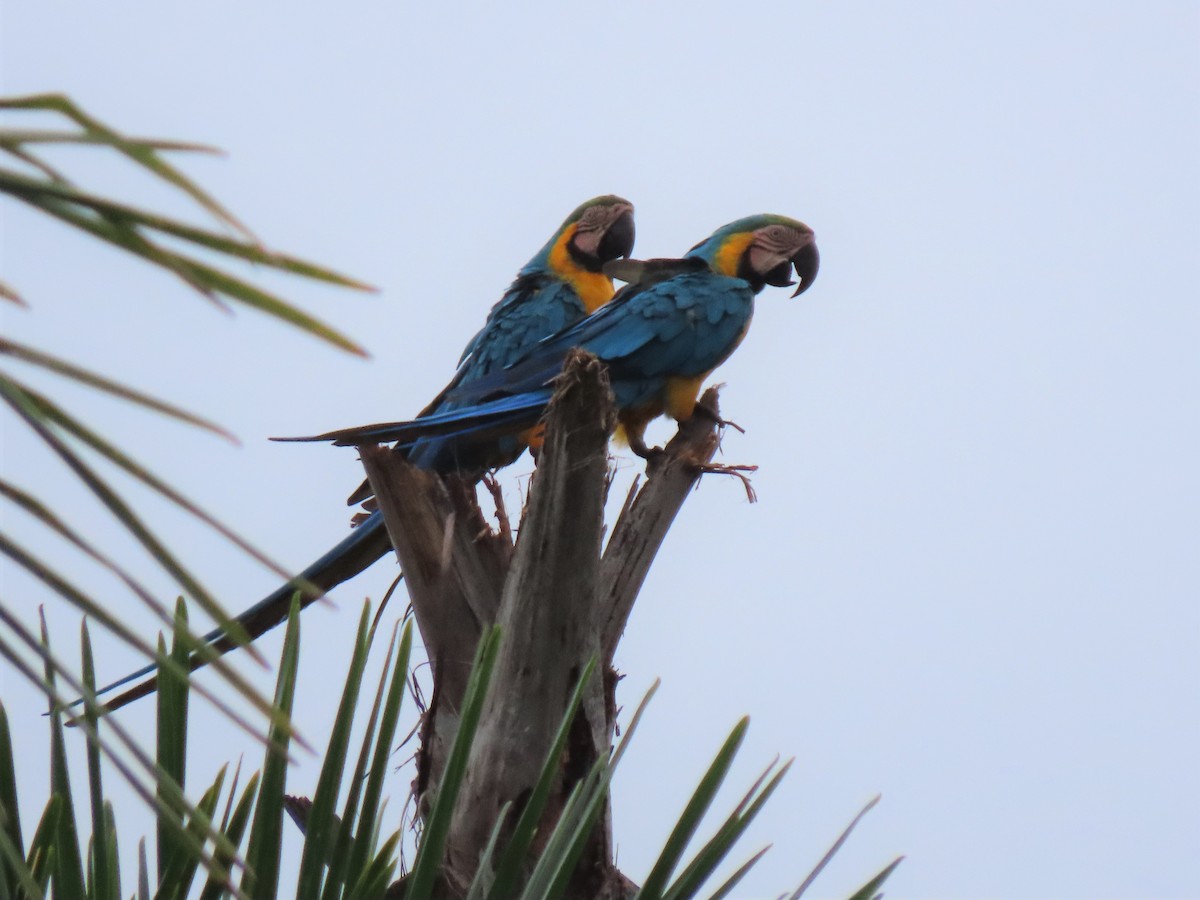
92,392,554,711
89,512,393,709
277,390,552,449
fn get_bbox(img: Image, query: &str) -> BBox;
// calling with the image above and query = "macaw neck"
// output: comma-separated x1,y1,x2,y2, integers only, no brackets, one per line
703,232,755,280
546,223,615,313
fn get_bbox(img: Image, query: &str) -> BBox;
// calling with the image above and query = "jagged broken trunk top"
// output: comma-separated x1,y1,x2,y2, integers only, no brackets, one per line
360,349,727,898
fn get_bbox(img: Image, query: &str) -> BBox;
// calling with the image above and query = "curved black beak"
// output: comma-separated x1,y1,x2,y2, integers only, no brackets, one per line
598,208,636,262
790,240,820,297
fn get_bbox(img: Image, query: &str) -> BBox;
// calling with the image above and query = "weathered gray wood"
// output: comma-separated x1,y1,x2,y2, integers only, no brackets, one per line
358,444,511,815
598,387,723,665
445,350,616,894
363,357,738,898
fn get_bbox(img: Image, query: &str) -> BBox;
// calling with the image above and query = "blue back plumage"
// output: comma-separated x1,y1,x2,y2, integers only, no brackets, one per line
550,271,752,408
450,269,753,404
452,276,587,386
374,267,756,465
323,214,820,474
407,261,590,470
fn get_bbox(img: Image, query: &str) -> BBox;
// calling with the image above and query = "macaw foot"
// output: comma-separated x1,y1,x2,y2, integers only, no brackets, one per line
691,401,746,435
689,460,759,503
628,432,668,471
480,472,514,545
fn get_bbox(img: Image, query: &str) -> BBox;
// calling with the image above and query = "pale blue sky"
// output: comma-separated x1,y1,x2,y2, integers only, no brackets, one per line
2,3,1198,897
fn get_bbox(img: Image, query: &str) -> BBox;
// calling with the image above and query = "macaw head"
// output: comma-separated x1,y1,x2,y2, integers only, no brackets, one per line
565,195,636,269
523,195,636,276
687,215,819,296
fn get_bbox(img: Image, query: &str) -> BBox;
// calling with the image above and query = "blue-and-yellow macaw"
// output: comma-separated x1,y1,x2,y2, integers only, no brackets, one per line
286,215,818,472
93,196,635,708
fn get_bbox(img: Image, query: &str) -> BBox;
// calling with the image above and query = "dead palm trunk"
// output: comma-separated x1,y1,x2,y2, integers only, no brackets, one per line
363,350,727,898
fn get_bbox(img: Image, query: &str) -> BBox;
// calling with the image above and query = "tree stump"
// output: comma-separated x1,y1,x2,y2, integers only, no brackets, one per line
361,350,728,898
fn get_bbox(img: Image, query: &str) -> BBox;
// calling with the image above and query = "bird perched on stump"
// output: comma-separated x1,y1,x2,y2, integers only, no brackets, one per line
90,195,636,709
291,215,819,472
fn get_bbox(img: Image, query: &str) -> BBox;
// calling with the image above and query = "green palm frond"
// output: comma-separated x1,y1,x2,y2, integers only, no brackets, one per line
2,605,896,899
0,337,236,441
404,627,503,900
0,93,375,347
1,92,374,725
846,857,905,900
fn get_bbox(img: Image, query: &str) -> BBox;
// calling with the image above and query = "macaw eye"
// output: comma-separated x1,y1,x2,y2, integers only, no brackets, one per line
762,260,795,288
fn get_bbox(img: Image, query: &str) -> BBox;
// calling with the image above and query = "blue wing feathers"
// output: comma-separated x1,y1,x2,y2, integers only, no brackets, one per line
441,272,752,412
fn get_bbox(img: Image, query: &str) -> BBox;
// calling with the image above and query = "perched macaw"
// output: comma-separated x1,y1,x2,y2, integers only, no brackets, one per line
92,196,635,708
287,215,818,472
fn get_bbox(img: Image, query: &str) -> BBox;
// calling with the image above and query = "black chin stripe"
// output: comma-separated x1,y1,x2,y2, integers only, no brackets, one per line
735,253,768,292
567,237,604,273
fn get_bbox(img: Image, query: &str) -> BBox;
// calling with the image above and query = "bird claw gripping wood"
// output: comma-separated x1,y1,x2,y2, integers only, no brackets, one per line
642,445,670,473
479,472,513,545
691,399,746,436
685,395,757,500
